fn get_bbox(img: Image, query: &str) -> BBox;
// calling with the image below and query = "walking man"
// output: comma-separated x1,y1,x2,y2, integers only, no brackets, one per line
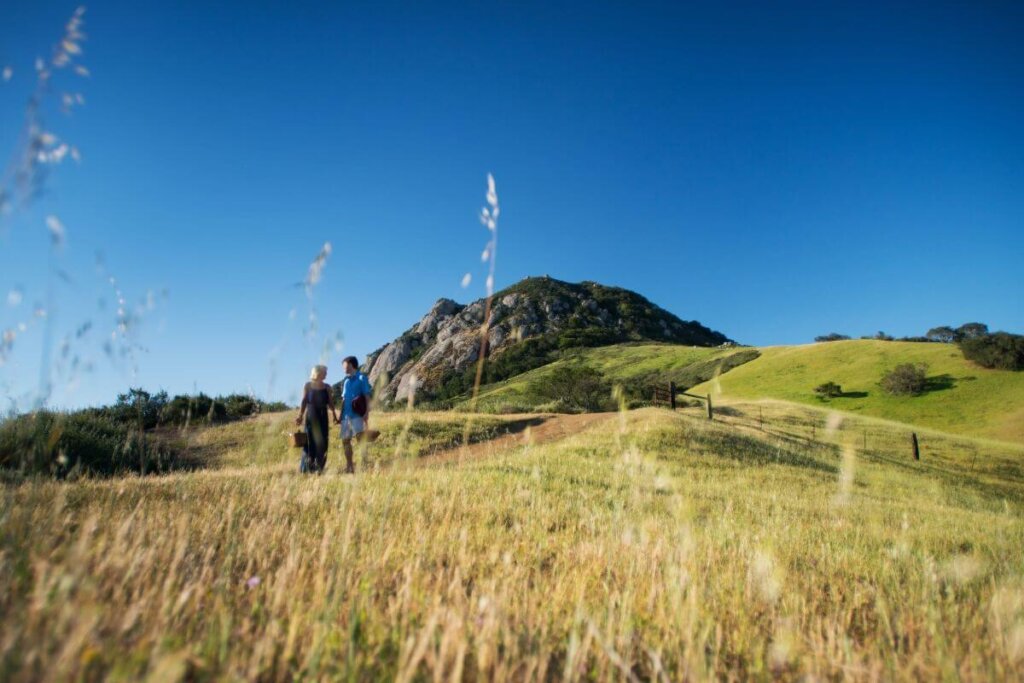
337,355,372,473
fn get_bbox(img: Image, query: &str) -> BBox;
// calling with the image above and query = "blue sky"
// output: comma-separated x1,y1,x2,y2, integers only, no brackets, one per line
1,0,1022,409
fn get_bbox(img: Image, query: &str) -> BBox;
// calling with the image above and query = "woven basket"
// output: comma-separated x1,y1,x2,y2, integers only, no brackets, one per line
288,431,307,448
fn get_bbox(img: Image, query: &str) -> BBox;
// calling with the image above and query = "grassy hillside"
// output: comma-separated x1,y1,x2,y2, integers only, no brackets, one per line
466,343,754,412
2,407,1022,680
689,340,1024,444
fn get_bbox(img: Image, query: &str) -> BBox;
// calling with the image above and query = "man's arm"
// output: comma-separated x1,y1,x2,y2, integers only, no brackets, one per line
363,375,372,424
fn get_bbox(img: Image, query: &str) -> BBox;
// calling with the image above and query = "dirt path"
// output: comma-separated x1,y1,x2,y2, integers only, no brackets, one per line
417,412,617,468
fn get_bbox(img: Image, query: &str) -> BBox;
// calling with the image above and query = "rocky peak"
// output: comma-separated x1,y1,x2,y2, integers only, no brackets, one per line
362,276,732,404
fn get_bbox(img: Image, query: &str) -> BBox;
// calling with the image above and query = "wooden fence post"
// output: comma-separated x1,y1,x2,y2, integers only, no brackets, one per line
911,432,920,460
669,382,676,410
706,394,713,420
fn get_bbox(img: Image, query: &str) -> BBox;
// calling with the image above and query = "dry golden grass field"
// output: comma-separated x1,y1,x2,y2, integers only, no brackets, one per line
2,403,1024,681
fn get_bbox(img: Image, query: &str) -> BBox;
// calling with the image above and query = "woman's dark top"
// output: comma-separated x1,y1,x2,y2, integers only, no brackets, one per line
301,382,334,472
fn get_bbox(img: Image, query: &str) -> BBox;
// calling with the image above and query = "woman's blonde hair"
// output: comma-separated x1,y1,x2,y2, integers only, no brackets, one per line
309,364,328,381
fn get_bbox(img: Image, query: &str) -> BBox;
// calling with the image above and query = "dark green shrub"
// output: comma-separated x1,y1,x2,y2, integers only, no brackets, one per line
880,364,928,396
814,381,843,399
160,393,227,425
0,410,183,477
222,394,260,419
528,363,612,412
815,333,850,342
959,332,1024,371
100,388,169,429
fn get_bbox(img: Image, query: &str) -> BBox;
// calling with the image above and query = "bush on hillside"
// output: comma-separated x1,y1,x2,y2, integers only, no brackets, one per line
959,332,1024,371
528,364,612,413
0,410,184,477
880,364,928,396
99,388,169,429
815,333,850,342
813,381,843,399
0,388,289,478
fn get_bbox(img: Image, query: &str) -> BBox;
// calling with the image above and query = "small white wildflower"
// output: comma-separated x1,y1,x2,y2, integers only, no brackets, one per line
485,274,494,294
74,65,90,77
304,242,332,291
2,66,11,82
486,172,498,208
46,215,66,246
6,289,23,307
481,247,490,262
460,272,472,288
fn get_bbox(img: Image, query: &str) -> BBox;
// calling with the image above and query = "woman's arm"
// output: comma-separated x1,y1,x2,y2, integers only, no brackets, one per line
295,383,309,425
327,387,339,423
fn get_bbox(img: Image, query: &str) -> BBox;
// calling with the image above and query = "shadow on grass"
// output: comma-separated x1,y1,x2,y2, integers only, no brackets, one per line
414,415,549,457
660,422,839,474
923,374,956,393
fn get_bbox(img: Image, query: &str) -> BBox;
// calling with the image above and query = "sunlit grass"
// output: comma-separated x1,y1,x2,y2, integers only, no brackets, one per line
2,407,1022,680
690,340,1024,443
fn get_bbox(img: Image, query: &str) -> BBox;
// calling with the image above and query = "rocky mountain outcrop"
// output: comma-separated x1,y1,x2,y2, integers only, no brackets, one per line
360,276,732,403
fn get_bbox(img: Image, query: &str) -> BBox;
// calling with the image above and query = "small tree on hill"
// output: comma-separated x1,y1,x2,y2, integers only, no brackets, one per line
815,333,850,342
955,322,989,341
880,364,928,396
926,326,956,343
813,381,843,399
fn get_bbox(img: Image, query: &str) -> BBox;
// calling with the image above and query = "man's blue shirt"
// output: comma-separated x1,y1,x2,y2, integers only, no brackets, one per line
340,371,372,417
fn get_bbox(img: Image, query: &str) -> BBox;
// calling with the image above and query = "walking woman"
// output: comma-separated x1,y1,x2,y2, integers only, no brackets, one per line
295,364,339,473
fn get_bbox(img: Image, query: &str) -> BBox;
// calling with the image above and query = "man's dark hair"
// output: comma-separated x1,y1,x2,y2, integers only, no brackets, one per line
342,355,359,369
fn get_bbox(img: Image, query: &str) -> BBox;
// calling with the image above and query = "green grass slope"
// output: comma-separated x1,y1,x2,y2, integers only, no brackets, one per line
689,340,1024,444
467,343,755,412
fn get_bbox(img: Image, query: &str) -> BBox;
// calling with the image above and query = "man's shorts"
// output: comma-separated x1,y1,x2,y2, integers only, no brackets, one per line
340,415,365,439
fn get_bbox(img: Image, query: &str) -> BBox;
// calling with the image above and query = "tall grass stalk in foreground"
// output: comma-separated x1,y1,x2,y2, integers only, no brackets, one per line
1,8,163,413
469,172,500,410
1,8,89,392
460,173,499,448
